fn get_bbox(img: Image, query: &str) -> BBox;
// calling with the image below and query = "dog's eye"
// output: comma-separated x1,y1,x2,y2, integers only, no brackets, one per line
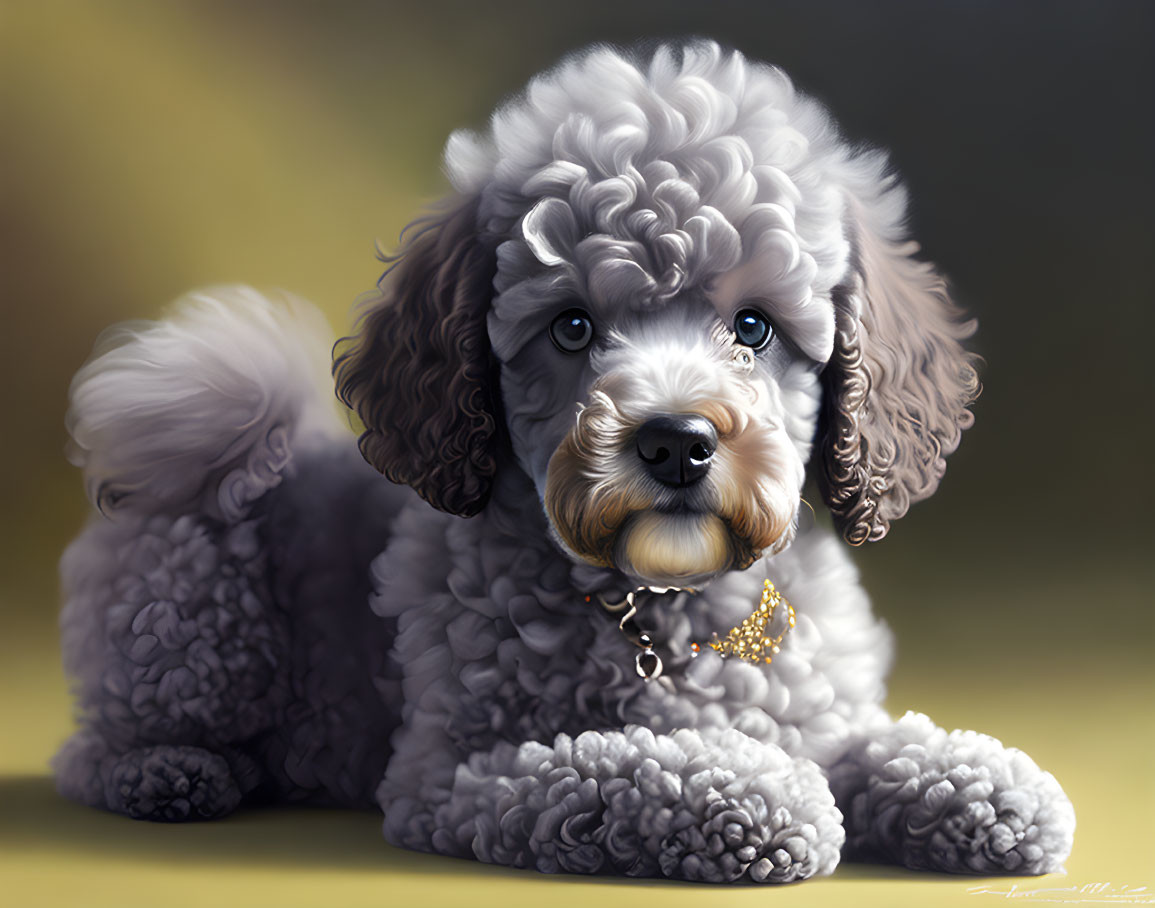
734,308,774,351
549,309,594,353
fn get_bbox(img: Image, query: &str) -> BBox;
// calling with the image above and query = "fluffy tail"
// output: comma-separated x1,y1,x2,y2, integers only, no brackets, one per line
66,286,347,522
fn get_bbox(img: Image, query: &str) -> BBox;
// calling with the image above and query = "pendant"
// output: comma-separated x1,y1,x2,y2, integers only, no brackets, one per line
595,590,664,681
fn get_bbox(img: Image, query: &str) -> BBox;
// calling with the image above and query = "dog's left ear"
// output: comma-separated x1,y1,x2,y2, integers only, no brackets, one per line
333,196,500,516
818,171,981,545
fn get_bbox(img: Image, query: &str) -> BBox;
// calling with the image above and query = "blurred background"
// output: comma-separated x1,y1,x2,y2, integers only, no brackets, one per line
1,2,1151,906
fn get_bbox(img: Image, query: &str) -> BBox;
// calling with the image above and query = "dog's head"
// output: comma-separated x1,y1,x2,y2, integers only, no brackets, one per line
335,42,978,589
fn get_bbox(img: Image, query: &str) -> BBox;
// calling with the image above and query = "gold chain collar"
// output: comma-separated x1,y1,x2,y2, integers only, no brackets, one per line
590,578,796,681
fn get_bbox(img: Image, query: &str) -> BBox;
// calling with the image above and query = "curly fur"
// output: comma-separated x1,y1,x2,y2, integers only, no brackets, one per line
333,198,500,517
831,712,1075,874
57,357,406,811
446,726,844,880
56,40,1072,883
819,190,981,544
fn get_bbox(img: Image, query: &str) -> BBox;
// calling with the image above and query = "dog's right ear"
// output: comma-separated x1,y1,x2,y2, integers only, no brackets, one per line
333,196,499,516
816,163,980,545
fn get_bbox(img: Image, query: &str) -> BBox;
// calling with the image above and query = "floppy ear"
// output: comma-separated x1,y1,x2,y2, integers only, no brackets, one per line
333,196,500,516
818,177,981,545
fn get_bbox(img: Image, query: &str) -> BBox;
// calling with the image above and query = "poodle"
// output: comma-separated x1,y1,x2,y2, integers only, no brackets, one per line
54,41,1074,882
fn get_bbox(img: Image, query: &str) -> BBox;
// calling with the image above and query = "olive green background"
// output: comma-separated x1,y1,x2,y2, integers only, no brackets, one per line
1,2,1151,906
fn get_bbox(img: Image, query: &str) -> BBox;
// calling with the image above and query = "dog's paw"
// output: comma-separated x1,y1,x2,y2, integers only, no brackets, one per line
845,712,1075,874
655,797,840,883
104,745,242,821
440,725,843,881
644,729,844,883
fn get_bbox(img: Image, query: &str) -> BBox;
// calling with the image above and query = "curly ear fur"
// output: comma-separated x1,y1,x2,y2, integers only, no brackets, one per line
333,197,499,516
819,186,980,545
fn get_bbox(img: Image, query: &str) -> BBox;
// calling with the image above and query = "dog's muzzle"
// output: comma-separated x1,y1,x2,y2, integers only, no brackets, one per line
542,334,803,587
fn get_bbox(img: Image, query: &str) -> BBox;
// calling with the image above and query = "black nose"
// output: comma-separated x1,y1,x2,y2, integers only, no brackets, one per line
635,415,717,487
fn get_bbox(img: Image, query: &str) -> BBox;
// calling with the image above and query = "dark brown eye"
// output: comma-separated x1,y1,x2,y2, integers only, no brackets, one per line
549,308,594,352
734,308,773,351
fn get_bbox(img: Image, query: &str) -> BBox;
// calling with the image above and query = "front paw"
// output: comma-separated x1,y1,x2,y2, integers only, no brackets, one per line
652,795,834,883
844,713,1075,874
452,726,844,882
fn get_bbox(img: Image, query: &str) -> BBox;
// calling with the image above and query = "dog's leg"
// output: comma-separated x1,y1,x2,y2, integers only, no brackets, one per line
54,731,262,821
55,512,289,818
379,725,844,882
828,711,1074,874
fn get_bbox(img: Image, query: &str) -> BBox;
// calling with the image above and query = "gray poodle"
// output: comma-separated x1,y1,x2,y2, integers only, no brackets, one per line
55,42,1074,882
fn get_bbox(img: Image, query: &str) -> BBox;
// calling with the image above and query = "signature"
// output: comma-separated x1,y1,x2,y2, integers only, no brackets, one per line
967,882,1153,904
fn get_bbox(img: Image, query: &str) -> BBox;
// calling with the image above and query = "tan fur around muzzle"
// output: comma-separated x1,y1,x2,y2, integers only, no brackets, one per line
543,368,800,583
